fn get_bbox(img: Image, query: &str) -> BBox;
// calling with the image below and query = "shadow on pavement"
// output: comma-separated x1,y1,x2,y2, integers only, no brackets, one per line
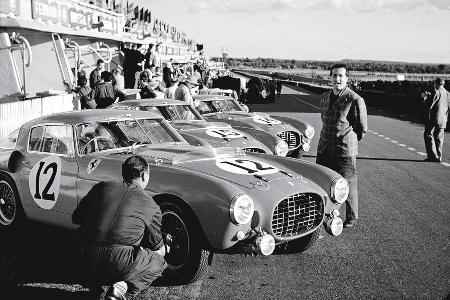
0,222,185,300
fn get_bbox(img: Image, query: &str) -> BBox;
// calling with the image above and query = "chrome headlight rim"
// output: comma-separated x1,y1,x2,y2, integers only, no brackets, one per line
304,125,315,139
330,177,349,204
275,140,289,157
230,194,254,225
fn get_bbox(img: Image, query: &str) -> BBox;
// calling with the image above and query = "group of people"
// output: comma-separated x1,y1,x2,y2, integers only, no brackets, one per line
72,59,126,109
69,62,448,300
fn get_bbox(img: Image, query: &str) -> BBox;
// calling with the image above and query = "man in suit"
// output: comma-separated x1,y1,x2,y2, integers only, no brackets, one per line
422,78,449,162
316,64,368,229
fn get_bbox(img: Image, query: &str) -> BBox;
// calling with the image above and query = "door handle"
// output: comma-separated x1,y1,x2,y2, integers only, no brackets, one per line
22,161,30,166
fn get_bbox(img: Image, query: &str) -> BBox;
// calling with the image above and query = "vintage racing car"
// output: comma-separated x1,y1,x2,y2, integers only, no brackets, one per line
193,94,315,158
0,110,347,283
109,99,276,155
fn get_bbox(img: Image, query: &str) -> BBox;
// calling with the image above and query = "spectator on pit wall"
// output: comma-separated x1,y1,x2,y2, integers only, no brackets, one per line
89,59,105,88
316,63,368,229
421,78,450,162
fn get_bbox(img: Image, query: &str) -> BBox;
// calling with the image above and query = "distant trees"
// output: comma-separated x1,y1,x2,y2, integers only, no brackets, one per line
216,57,450,74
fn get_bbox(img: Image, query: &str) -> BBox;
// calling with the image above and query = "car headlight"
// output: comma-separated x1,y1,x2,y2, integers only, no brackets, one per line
304,125,315,139
275,140,288,156
330,177,349,204
230,195,254,225
302,142,310,152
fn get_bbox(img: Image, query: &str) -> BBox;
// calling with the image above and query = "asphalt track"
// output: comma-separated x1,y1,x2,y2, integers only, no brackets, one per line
0,85,449,299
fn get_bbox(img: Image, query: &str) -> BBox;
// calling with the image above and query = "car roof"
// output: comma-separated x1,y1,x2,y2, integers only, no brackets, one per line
192,95,234,101
115,99,188,107
23,109,164,127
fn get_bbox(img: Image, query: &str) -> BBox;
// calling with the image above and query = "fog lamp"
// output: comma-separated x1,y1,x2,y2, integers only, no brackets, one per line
305,125,315,139
275,140,288,156
325,217,343,236
256,234,275,256
302,142,310,152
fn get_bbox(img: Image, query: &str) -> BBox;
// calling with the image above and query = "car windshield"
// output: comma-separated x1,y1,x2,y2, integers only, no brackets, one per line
197,99,243,114
143,105,203,122
76,118,177,155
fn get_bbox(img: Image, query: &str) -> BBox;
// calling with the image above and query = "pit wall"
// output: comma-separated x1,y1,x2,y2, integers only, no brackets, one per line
0,93,76,140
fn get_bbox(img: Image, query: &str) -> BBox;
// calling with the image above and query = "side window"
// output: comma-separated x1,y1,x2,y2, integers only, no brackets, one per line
28,125,74,155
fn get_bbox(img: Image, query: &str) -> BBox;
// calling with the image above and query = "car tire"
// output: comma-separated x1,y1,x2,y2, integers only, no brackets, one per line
0,175,25,230
160,202,212,284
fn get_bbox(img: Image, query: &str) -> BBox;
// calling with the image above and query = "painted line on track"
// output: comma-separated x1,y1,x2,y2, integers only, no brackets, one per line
368,131,448,167
287,94,321,110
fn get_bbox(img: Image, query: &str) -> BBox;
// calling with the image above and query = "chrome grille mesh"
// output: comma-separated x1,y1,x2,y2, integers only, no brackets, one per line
272,193,323,238
277,131,301,150
242,147,266,154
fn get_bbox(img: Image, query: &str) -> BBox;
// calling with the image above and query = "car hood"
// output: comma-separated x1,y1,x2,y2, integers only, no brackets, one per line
135,146,318,191
205,111,298,133
172,121,270,151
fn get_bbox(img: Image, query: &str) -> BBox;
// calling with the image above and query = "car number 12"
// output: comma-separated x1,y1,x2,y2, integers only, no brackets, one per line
28,156,61,209
216,158,279,175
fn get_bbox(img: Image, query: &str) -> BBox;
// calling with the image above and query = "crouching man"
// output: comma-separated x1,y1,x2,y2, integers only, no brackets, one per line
72,156,168,299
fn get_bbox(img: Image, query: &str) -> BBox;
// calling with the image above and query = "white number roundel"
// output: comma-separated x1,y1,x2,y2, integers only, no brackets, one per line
252,116,282,125
206,129,244,139
28,156,61,210
216,158,279,175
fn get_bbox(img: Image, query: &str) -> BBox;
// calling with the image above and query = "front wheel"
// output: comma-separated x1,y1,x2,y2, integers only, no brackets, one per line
160,202,212,284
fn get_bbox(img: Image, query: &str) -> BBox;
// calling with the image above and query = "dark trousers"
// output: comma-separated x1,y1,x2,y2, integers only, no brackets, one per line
424,123,445,160
316,153,358,221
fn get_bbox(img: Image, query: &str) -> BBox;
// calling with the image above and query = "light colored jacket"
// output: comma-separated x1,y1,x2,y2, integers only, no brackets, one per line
174,83,193,105
425,86,449,128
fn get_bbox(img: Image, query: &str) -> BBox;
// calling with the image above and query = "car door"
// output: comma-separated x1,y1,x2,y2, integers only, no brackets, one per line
18,123,79,229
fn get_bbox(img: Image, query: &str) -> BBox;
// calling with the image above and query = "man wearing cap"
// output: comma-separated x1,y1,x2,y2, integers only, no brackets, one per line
174,75,198,105
421,78,449,162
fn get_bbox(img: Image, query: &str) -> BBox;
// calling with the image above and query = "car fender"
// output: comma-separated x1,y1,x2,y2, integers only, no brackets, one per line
270,115,311,138
0,149,24,173
230,127,279,154
179,133,210,147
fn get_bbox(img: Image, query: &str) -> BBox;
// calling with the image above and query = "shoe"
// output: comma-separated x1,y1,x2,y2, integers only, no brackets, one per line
105,286,127,300
423,157,441,162
343,219,357,228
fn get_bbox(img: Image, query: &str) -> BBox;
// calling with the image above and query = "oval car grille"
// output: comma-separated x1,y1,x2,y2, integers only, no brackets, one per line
272,193,323,238
243,147,266,154
277,131,301,150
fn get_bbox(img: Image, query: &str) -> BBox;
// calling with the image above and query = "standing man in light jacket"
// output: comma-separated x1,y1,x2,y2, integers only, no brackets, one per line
422,78,449,162
317,64,368,229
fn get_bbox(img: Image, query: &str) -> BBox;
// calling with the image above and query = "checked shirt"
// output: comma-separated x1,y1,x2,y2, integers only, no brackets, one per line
317,87,368,157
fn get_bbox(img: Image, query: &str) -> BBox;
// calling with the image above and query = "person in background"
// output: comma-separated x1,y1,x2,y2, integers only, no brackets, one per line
276,80,282,97
316,63,368,229
139,72,158,99
72,156,168,300
143,43,154,70
89,59,105,88
112,69,125,91
90,71,126,108
164,77,179,99
75,76,95,109
421,78,449,162
174,75,198,105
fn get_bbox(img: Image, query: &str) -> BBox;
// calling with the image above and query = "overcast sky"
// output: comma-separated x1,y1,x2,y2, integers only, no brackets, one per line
137,0,450,64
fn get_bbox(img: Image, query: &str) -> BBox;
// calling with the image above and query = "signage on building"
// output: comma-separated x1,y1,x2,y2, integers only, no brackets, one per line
32,0,69,25
0,0,20,15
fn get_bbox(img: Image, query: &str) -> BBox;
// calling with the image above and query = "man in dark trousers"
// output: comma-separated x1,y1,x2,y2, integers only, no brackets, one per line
90,71,126,108
421,78,449,162
73,156,168,300
276,80,282,97
316,64,368,229
89,59,105,88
